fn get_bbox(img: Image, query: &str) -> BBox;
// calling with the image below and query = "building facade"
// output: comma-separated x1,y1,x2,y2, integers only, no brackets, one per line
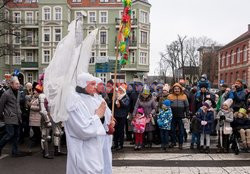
218,24,250,87
0,0,151,84
198,46,221,87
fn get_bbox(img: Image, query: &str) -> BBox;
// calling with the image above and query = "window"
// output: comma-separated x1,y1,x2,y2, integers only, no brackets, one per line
43,50,50,63
72,0,81,2
140,11,148,23
90,0,96,2
35,11,39,24
88,12,96,23
13,31,21,44
100,11,108,24
43,7,51,21
43,28,50,42
139,52,147,65
130,51,135,64
221,55,224,68
5,10,9,20
54,28,61,42
236,48,240,63
225,52,229,66
243,46,247,61
140,31,147,44
89,52,95,64
13,12,21,24
100,31,107,45
5,56,9,65
242,71,247,81
27,31,33,44
54,7,62,20
230,73,233,84
13,0,22,3
26,12,33,24
26,51,33,62
100,52,107,57
13,52,21,65
236,71,239,79
100,0,109,2
27,73,33,83
132,10,136,19
97,73,107,83
230,51,234,65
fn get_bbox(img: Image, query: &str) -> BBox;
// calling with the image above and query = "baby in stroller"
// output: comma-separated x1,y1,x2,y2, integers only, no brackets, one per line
231,108,250,153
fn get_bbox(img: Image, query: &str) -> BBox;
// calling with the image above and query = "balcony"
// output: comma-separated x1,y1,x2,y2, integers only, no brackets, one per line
115,18,138,27
20,40,39,49
114,38,137,49
20,20,39,29
21,61,38,70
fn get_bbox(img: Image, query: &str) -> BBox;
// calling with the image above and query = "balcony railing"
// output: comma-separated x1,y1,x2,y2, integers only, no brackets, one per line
21,61,38,68
21,40,39,47
115,18,138,26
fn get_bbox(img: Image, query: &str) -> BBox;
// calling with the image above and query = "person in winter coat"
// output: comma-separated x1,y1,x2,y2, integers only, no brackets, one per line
113,85,130,150
133,86,157,148
216,87,231,112
167,83,189,150
190,114,201,149
29,87,42,147
197,100,214,153
229,79,247,112
232,108,250,150
132,107,148,150
157,99,173,151
216,99,234,153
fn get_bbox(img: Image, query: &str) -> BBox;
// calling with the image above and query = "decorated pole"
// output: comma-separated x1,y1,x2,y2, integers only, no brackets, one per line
112,0,132,118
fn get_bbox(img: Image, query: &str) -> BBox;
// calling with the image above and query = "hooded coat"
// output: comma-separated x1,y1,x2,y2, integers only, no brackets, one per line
167,83,189,118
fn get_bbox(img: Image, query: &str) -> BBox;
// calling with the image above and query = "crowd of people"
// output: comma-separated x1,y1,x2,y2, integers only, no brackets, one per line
0,73,250,162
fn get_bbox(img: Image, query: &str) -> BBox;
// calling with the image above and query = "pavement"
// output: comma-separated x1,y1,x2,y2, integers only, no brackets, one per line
0,136,250,174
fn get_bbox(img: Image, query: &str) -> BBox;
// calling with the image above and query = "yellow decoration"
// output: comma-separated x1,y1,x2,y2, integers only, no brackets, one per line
123,27,130,38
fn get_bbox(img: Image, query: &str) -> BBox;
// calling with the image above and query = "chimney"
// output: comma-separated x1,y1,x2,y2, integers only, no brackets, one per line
248,24,250,32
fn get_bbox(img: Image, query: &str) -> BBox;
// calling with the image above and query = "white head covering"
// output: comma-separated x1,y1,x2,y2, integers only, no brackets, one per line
94,77,103,85
77,73,95,88
223,99,233,108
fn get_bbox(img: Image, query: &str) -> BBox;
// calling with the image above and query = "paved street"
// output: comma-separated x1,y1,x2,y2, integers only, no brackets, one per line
1,136,250,174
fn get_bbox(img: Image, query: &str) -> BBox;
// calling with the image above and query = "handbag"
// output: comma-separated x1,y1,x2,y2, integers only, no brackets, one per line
223,126,232,135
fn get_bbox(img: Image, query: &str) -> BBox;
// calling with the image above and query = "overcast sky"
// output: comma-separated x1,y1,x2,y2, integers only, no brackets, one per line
149,0,250,75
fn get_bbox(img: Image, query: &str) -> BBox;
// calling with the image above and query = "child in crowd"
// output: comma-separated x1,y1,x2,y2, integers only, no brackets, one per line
132,107,148,150
216,99,234,153
190,114,201,149
197,100,214,153
157,100,173,151
233,108,250,151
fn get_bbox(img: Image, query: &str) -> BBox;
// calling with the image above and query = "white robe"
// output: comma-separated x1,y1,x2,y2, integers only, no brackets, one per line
64,91,106,174
94,94,113,174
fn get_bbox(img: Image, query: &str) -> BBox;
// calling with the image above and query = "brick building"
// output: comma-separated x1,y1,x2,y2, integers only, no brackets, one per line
218,24,250,87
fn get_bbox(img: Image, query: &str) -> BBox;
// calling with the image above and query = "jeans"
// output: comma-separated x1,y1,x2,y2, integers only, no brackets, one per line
200,133,210,147
171,117,184,145
160,129,170,147
114,117,126,147
191,132,200,145
0,124,20,155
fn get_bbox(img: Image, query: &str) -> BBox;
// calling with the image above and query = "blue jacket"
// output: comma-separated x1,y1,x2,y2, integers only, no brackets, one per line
114,95,130,118
196,109,214,134
229,88,246,111
157,108,173,130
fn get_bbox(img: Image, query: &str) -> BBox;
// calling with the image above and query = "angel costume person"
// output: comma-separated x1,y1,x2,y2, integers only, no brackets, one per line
64,73,107,174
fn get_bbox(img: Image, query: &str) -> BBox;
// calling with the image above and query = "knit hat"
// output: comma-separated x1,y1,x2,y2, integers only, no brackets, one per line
203,100,212,108
137,107,144,114
163,99,171,107
223,99,233,108
163,84,170,92
239,108,247,116
35,84,43,93
142,85,150,95
199,82,209,89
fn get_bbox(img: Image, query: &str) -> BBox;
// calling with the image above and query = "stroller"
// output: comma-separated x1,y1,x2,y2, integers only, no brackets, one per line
229,128,241,155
